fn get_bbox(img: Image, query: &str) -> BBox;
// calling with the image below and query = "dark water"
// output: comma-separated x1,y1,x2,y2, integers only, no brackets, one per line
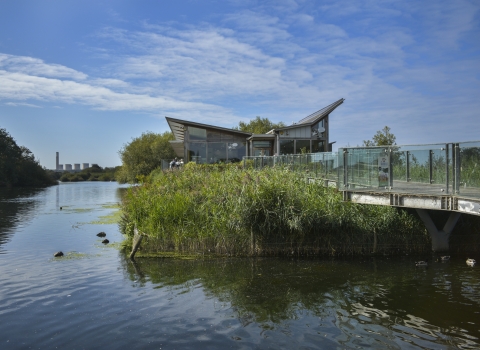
1,182,479,349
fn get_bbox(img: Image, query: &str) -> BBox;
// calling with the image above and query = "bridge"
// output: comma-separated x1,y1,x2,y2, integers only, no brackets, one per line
243,141,480,252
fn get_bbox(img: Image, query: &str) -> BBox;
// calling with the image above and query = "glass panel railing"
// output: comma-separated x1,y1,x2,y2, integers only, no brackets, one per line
390,144,450,195
339,147,388,190
458,141,480,199
242,142,480,200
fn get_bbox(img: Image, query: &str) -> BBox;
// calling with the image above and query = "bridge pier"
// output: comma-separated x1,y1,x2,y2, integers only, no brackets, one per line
416,209,461,252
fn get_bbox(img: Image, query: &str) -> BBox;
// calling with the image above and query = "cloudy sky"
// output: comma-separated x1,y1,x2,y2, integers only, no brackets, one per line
1,0,479,169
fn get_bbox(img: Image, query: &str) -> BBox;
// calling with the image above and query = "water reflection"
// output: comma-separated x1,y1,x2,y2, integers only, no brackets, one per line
0,187,48,252
121,256,480,348
0,183,127,253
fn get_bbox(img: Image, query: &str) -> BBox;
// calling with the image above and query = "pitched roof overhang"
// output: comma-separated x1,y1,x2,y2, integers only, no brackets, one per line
276,98,344,131
166,117,252,142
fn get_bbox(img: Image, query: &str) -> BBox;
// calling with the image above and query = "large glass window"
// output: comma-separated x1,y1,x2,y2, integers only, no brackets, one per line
207,143,226,163
187,143,206,163
295,140,311,154
280,140,294,155
227,142,246,163
188,127,207,141
207,131,222,141
312,141,325,153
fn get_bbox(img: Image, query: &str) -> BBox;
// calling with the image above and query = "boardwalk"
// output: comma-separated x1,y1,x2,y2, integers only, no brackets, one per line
244,141,480,251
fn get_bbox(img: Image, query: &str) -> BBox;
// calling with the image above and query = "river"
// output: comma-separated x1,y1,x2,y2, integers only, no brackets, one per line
0,182,479,349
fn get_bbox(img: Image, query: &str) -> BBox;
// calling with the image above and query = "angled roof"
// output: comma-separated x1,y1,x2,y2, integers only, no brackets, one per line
166,98,344,141
166,117,251,142
277,98,344,131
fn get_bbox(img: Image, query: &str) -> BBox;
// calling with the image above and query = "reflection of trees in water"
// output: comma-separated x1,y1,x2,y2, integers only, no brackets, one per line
119,255,480,348
115,187,129,202
0,187,47,249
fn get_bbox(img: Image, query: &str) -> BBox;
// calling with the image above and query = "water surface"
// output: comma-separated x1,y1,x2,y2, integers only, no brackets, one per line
0,182,479,349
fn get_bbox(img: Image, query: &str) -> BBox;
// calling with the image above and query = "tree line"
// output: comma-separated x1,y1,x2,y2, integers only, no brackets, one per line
0,128,56,187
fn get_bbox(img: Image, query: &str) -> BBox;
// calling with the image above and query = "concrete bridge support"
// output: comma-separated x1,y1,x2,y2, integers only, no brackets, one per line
416,209,461,252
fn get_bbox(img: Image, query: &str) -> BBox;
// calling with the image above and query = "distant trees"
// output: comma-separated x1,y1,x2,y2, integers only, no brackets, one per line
0,128,56,187
363,126,397,146
234,116,285,134
117,131,176,183
59,165,120,182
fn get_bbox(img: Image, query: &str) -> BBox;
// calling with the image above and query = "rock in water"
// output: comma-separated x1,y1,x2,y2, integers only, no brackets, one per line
102,239,109,244
54,251,64,257
96,232,106,237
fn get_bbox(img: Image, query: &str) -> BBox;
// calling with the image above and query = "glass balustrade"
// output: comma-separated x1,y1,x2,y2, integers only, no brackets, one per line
242,141,480,200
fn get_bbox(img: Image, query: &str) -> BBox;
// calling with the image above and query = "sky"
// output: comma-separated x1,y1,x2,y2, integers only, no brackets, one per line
0,0,479,169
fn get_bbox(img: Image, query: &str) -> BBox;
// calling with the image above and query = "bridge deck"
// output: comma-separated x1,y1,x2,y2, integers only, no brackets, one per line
343,181,480,216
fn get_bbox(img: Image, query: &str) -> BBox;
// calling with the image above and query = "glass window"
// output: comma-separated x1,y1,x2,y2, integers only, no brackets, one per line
207,131,222,141
295,140,311,154
312,119,325,138
188,127,207,141
253,141,272,148
187,143,206,163
207,143,226,163
280,140,294,155
227,142,246,163
312,141,325,153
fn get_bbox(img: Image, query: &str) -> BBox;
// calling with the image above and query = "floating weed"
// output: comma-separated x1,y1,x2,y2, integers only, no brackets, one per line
63,207,95,214
95,241,123,249
89,209,122,225
51,251,100,260
101,203,121,209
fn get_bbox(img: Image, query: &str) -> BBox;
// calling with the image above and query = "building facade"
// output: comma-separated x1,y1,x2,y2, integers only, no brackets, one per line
167,98,344,163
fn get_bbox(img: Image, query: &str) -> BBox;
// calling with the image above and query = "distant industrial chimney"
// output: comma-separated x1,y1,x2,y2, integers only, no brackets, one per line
56,152,59,170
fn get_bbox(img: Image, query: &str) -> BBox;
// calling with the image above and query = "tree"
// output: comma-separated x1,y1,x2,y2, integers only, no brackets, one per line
363,126,396,146
234,116,286,134
0,128,56,187
117,131,176,183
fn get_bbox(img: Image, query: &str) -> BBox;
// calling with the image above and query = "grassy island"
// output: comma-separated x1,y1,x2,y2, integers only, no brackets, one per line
120,163,445,257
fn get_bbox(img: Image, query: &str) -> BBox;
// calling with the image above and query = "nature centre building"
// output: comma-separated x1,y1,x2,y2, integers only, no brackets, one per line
166,98,344,164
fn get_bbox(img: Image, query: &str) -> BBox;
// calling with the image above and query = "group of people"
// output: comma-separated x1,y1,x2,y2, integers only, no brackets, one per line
169,157,184,169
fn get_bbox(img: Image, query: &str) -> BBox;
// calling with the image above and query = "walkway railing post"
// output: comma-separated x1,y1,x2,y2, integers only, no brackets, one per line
429,149,434,184
406,151,410,182
343,149,349,189
445,144,449,194
389,148,393,189
454,143,461,194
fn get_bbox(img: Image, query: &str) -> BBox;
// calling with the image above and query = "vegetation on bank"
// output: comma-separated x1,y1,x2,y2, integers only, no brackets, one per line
57,164,120,182
120,164,433,257
117,131,176,184
0,128,57,187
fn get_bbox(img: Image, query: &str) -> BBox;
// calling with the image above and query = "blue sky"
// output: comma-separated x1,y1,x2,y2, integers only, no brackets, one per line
1,0,479,169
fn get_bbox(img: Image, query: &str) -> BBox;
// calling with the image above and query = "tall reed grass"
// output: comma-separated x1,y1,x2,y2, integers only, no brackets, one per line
120,163,430,256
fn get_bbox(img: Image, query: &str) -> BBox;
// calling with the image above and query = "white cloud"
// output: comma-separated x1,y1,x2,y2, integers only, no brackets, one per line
5,102,42,108
0,54,88,80
0,69,233,121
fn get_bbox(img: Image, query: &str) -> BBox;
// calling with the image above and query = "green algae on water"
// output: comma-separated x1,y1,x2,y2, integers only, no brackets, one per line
51,251,100,260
